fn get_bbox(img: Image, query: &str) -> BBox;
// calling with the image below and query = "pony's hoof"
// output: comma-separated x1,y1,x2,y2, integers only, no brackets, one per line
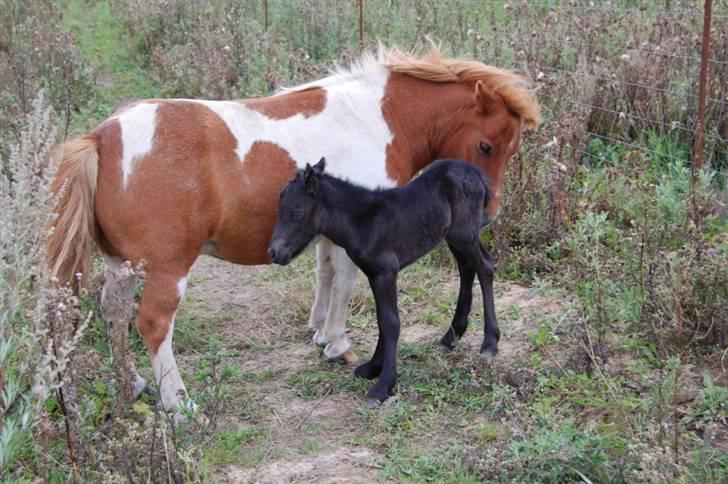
323,337,353,362
327,348,358,366
308,317,323,332
171,398,199,424
131,375,150,399
141,384,158,399
480,348,497,363
313,330,328,347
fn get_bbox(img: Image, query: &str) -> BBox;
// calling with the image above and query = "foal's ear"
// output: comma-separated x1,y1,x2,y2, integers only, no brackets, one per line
313,157,326,174
474,80,500,115
303,162,319,194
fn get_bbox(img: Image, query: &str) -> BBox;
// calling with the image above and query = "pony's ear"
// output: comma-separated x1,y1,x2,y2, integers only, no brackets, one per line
303,162,318,194
474,80,499,115
314,157,326,174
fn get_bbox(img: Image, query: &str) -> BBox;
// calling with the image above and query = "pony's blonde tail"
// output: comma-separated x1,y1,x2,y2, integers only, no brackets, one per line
47,136,99,290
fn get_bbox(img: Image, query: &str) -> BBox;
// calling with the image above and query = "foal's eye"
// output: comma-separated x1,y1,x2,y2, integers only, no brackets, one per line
478,141,493,157
291,208,304,221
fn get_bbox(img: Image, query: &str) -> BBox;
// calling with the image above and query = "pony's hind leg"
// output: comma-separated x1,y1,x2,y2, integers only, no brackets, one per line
135,269,192,412
440,245,476,351
101,263,147,402
309,237,335,331
314,244,357,361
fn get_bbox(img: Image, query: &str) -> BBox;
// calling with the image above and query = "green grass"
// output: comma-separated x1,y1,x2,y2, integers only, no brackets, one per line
61,0,163,124
203,426,272,467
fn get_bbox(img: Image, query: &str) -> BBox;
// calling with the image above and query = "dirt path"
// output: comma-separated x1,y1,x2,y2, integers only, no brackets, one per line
177,255,562,482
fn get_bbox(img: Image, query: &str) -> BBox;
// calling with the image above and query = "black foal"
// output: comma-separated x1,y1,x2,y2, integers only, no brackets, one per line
268,157,500,406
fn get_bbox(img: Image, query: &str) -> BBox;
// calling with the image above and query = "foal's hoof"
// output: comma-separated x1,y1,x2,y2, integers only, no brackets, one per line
366,397,383,409
439,343,454,353
480,347,497,363
354,361,382,380
439,330,458,352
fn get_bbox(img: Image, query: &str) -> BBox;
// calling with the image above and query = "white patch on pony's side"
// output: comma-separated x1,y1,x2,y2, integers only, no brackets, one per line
152,275,189,412
190,57,396,190
117,102,158,189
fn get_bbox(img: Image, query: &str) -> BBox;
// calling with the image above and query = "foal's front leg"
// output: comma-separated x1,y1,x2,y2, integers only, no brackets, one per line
440,246,476,351
472,244,500,360
357,272,400,406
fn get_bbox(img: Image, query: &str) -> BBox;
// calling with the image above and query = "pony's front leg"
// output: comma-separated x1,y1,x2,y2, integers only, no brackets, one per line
363,272,400,407
309,237,335,331
314,245,357,361
135,270,194,415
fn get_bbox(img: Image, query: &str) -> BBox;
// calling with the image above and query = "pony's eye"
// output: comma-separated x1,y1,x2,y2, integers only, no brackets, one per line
478,141,493,157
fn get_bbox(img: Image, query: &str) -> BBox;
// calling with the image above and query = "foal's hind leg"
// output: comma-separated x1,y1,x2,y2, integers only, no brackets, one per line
446,237,499,360
440,246,476,351
135,268,193,412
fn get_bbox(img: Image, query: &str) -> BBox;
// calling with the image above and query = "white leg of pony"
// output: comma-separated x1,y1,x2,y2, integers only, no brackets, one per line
315,245,358,360
136,273,195,417
309,237,335,331
152,276,194,415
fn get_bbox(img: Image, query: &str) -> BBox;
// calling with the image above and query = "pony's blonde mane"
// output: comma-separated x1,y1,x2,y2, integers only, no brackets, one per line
283,44,541,129
382,44,541,129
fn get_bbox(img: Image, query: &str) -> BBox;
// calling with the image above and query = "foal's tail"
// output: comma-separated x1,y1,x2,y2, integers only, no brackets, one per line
47,136,100,290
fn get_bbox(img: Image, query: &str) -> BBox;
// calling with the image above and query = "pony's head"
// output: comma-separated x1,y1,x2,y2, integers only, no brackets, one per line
268,157,326,265
435,80,529,218
384,45,541,218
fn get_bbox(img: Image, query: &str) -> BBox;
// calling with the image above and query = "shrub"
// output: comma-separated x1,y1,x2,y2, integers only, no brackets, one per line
0,1,92,156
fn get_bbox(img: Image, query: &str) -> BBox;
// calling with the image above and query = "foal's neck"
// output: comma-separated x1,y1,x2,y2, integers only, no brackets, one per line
316,177,378,249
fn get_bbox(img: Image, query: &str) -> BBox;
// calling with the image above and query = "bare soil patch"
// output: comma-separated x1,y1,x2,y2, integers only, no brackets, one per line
179,256,563,482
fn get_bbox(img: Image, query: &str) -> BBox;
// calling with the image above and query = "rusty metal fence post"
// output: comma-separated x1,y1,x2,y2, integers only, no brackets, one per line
359,0,365,52
264,0,269,32
692,0,713,225
694,0,713,172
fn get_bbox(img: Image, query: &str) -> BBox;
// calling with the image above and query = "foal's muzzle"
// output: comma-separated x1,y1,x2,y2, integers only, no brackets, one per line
267,241,292,265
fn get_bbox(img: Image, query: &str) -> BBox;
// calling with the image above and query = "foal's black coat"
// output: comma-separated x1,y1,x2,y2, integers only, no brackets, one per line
269,158,500,405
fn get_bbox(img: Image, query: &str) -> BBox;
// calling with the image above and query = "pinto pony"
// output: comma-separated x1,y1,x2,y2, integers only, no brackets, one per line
269,158,498,405
47,46,540,412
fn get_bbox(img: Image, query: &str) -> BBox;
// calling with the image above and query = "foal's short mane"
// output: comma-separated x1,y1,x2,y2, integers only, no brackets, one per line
281,44,541,129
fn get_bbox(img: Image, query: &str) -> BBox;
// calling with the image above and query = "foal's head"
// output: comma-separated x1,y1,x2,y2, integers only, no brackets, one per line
268,158,326,265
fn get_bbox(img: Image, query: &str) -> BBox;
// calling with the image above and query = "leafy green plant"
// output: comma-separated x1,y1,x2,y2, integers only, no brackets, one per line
684,373,728,431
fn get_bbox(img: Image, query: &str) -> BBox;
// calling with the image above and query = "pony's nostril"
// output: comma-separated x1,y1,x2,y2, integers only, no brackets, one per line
268,248,276,261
